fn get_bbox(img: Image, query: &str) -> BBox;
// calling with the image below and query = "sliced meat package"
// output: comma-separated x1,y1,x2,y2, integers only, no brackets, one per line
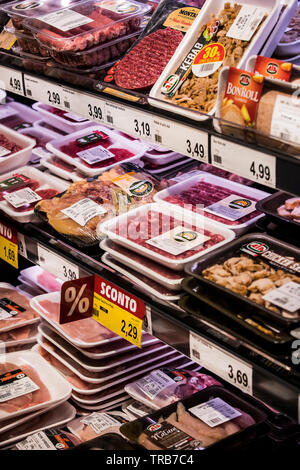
68,411,129,441
13,427,81,450
103,0,201,93
0,283,39,333
124,368,222,410
120,386,268,450
35,162,163,246
0,324,38,347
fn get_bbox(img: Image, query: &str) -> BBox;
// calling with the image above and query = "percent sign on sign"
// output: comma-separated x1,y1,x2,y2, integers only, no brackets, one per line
59,276,94,324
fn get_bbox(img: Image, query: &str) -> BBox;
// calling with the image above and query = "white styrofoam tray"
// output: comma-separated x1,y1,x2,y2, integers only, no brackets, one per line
100,238,184,291
154,172,270,235
0,350,72,422
20,266,63,293
144,157,191,175
149,0,282,121
46,125,148,177
32,102,93,134
0,324,38,348
0,125,35,174
70,394,130,411
40,155,83,182
100,202,236,270
0,283,40,333
0,166,69,223
274,0,300,57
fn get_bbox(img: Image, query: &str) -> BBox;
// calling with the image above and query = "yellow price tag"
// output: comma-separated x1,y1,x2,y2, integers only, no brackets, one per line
0,223,18,268
92,277,145,347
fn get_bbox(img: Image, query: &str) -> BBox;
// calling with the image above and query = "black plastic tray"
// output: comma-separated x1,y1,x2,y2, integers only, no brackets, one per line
181,277,292,346
120,385,269,451
256,192,300,232
185,233,300,326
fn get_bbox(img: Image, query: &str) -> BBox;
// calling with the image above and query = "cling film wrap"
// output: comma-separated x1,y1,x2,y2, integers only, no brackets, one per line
34,163,163,247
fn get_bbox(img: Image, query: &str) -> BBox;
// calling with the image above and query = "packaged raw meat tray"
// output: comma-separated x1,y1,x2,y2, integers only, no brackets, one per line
19,126,59,164
32,102,93,133
0,350,72,422
0,324,38,348
100,202,236,270
13,427,81,451
276,2,300,57
20,266,64,293
120,385,268,450
186,233,300,325
154,173,270,235
0,166,69,223
103,0,201,94
100,238,185,291
124,368,222,410
150,0,282,120
256,192,300,229
67,411,129,442
35,163,162,246
0,101,39,131
0,125,35,174
0,283,40,333
40,155,83,182
6,26,50,56
46,125,147,176
25,0,150,52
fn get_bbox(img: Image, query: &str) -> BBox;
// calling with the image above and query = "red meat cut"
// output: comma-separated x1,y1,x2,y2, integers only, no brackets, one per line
114,28,183,90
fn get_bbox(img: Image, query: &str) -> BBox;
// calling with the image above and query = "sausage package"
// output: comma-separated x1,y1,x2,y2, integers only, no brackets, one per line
103,0,202,98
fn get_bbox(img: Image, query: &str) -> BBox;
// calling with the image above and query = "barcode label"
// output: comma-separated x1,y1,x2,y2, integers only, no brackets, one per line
135,370,175,400
189,398,242,428
192,349,200,360
155,134,162,143
196,63,216,73
26,89,32,96
263,282,300,313
64,101,70,109
107,115,114,124
213,154,222,164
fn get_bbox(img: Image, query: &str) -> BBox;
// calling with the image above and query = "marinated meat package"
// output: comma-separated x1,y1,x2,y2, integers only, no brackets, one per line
0,283,39,333
256,192,300,229
0,401,76,449
150,0,278,119
46,125,147,176
32,102,93,133
155,173,270,234
100,202,235,270
0,350,71,421
103,0,201,93
26,0,150,52
120,386,268,450
13,427,81,450
124,368,222,410
0,324,38,346
35,163,163,246
215,66,300,155
186,233,300,324
0,166,68,223
20,266,63,293
68,411,129,441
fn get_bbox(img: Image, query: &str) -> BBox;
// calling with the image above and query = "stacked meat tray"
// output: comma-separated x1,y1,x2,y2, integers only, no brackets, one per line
0,0,299,455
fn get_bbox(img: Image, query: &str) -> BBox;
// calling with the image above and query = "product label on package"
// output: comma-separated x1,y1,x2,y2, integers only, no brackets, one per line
254,56,292,82
147,225,210,256
144,421,203,450
38,9,93,32
0,174,31,191
16,430,76,450
0,369,39,402
204,194,256,221
61,198,107,227
0,146,11,158
77,146,114,165
100,0,140,14
270,94,300,144
227,5,266,41
12,1,41,10
76,132,108,146
3,187,41,208
81,413,123,434
189,398,241,427
112,172,153,198
192,42,225,78
136,370,176,400
263,281,300,313
163,7,199,32
0,297,25,320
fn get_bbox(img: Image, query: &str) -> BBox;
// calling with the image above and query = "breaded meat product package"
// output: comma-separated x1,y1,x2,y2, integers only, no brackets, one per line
68,411,129,441
120,386,268,450
35,162,163,247
0,283,40,333
125,368,222,409
103,0,201,95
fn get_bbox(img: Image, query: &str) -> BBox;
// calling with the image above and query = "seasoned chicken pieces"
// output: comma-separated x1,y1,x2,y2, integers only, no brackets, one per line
202,255,300,317
277,197,300,223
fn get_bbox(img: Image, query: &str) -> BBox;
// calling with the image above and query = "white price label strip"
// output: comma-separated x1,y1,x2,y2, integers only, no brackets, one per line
24,75,73,111
211,136,276,188
0,66,24,96
153,117,209,162
105,102,153,141
190,331,253,395
37,244,79,282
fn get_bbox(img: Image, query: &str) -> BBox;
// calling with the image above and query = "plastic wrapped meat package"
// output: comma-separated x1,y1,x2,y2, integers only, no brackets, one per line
40,155,84,182
256,192,300,229
0,324,38,347
0,284,40,333
0,166,69,223
0,125,35,174
20,266,63,293
0,101,40,131
100,202,236,270
154,173,270,235
32,102,93,133
124,368,222,410
35,163,163,246
120,386,268,450
67,411,129,442
0,350,72,421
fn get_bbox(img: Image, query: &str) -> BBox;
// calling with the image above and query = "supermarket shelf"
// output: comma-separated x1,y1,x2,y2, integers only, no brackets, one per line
0,60,299,195
1,212,298,423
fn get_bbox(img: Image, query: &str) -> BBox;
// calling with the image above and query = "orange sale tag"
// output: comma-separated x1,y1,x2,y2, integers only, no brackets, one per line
192,42,226,77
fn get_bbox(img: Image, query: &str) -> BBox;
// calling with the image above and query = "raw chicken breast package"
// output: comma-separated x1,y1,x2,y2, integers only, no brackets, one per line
0,284,40,333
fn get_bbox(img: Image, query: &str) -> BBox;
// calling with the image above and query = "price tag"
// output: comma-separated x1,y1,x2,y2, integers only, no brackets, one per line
152,117,209,162
105,102,153,141
92,276,145,347
37,244,79,282
190,331,253,395
0,221,18,268
24,75,72,111
211,136,276,188
0,66,24,96
17,233,27,260
85,98,106,124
